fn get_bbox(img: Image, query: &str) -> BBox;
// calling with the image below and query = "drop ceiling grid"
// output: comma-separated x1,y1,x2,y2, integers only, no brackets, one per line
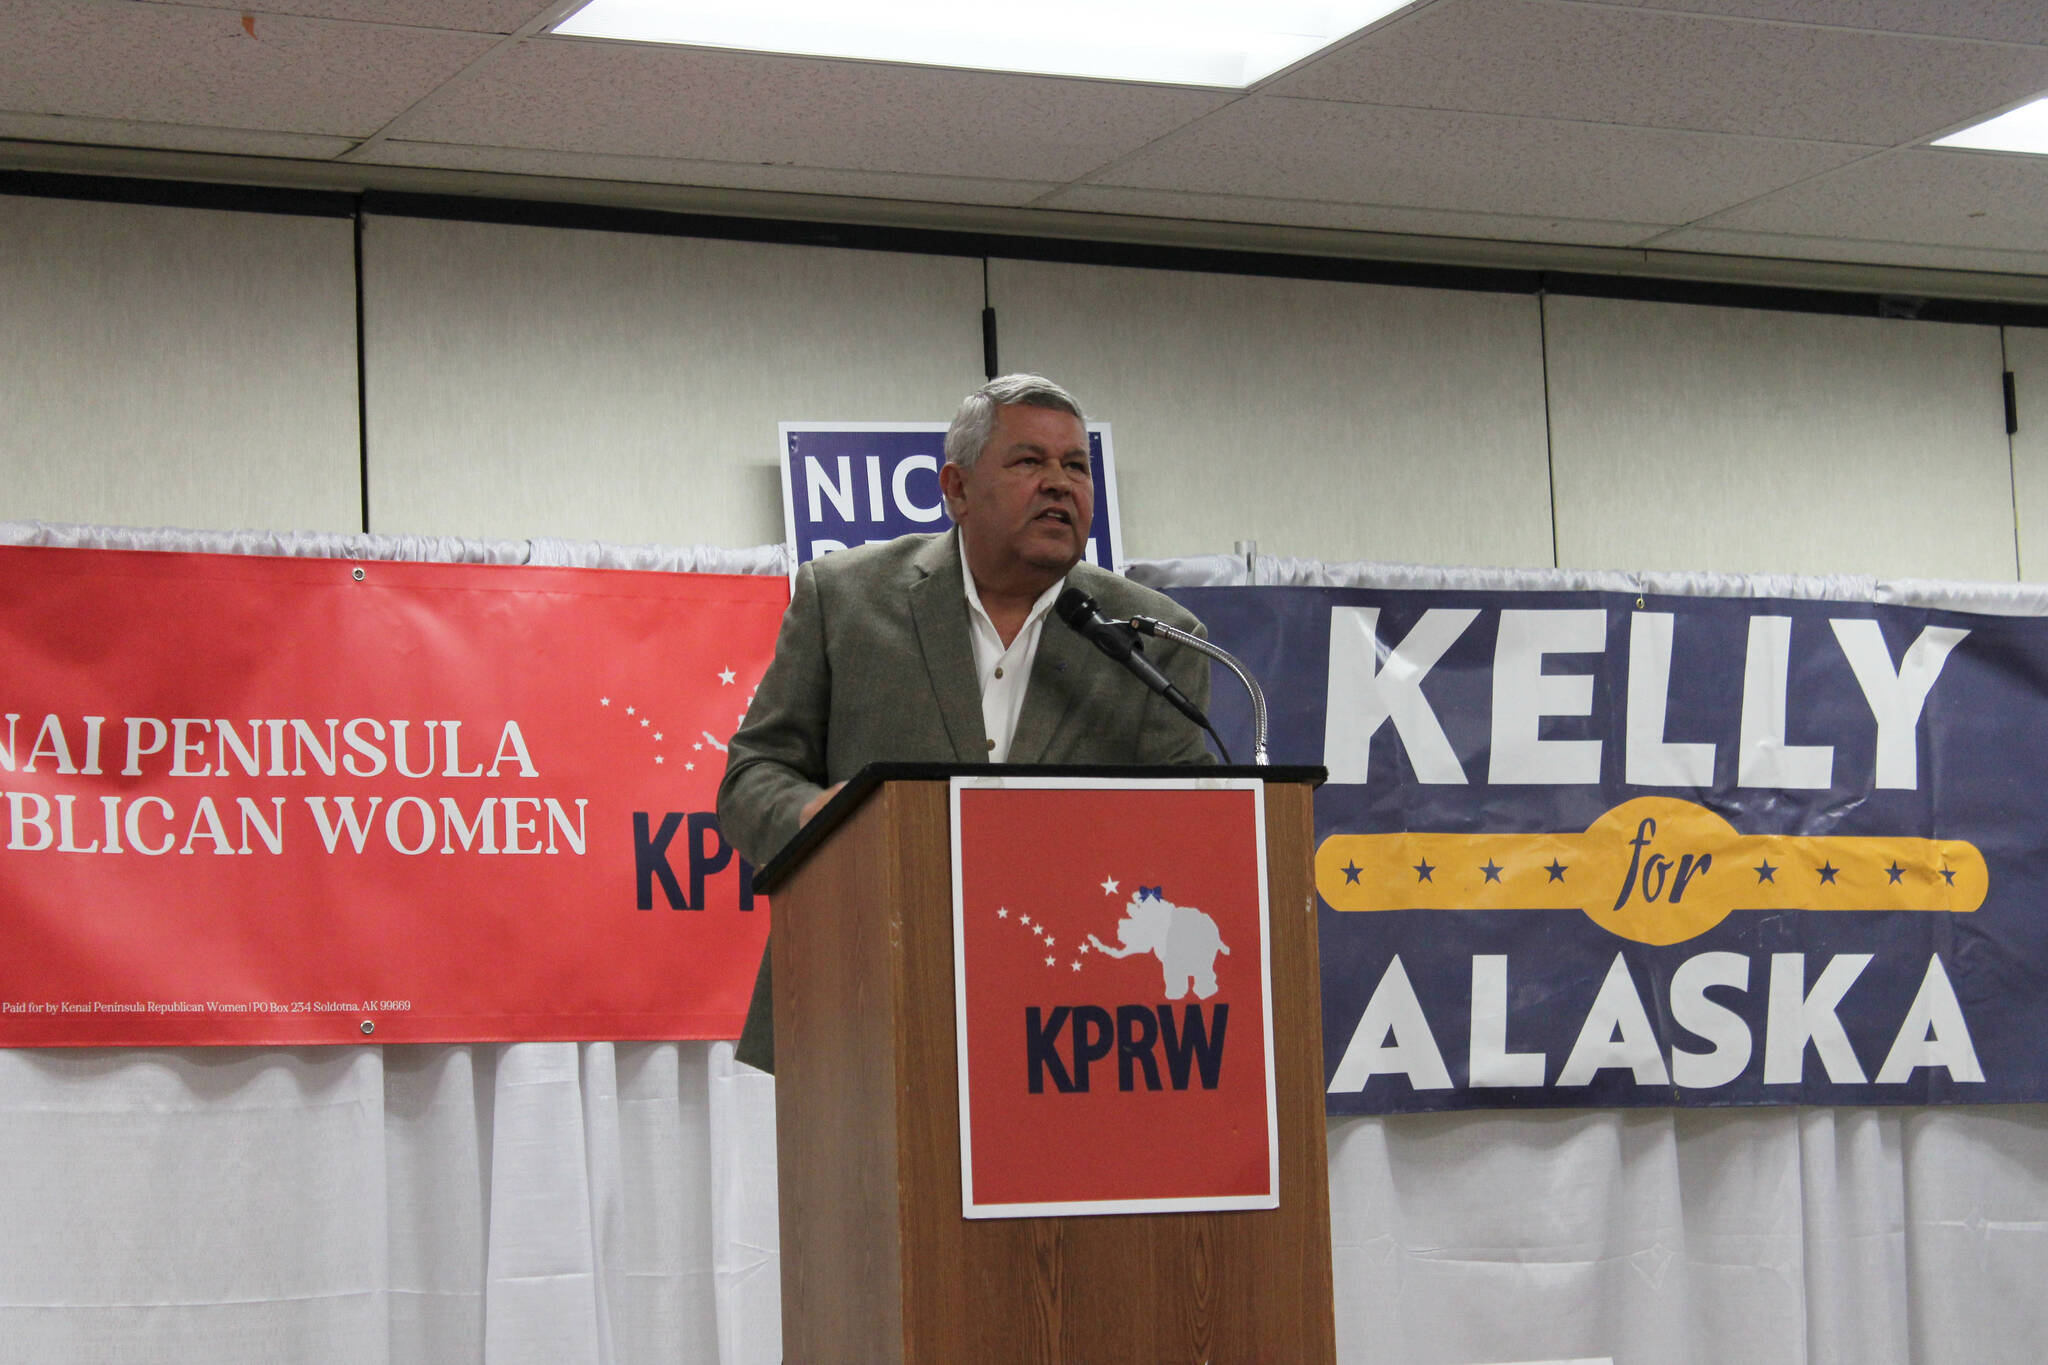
372,37,1236,182
0,1,502,137
1078,98,1868,224
1584,1,2048,47
173,2,562,33
361,139,1064,207
1263,0,2048,145
1668,147,2048,249
1027,183,1665,246
2,0,2047,279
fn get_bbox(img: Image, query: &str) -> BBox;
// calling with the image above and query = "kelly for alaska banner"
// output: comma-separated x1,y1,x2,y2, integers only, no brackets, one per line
1173,585,2040,1113
0,546,784,1046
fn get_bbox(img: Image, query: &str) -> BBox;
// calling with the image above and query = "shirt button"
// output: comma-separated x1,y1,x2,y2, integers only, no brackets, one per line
986,739,995,751
994,666,1004,679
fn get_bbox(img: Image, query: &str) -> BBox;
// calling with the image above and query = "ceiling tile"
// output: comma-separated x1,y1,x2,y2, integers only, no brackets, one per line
0,0,497,136
1648,225,2048,277
174,1,559,32
1602,1,2048,45
363,140,1060,205
385,36,1232,182
0,111,356,158
1034,183,1659,245
1690,147,2048,250
1270,0,2048,144
1092,98,1866,225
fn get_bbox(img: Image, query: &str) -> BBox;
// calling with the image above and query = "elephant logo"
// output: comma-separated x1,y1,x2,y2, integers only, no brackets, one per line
1087,887,1230,1000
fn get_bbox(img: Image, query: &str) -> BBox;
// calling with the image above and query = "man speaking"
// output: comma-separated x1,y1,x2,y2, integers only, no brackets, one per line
717,373,1215,1071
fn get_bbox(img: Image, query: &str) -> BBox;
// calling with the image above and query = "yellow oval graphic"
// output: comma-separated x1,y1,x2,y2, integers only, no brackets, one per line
1315,796,1987,946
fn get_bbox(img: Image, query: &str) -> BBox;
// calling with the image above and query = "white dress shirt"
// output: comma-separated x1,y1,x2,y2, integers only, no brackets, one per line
961,563,1066,763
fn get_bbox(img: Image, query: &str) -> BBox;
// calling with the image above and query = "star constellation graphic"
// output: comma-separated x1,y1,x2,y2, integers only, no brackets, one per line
598,666,759,771
985,875,1199,977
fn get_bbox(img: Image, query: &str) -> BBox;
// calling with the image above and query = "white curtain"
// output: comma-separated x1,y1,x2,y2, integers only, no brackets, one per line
5,522,2046,1364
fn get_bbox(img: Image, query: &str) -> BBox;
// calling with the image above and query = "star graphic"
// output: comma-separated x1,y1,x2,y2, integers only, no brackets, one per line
1101,876,1119,895
693,742,703,751
684,761,694,771
719,668,737,685
1341,860,1362,884
1045,956,1055,967
1480,859,1503,883
1033,926,1045,938
1078,942,1089,954
626,706,635,715
1071,961,1082,972
639,718,649,728
653,732,663,741
654,755,664,765
600,697,611,706
1817,861,1839,884
1545,860,1567,882
1045,936,1056,947
997,907,1008,918
1020,914,1032,927
1413,859,1435,883
1885,861,1905,884
1940,865,1957,885
1755,860,1777,883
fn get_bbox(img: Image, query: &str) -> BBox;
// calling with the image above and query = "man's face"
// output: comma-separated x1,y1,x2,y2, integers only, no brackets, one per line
941,403,1095,590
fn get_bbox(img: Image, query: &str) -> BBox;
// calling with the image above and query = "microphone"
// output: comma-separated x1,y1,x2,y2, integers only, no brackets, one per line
1054,588,1214,737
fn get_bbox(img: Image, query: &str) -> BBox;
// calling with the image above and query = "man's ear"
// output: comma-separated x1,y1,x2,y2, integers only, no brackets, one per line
938,460,967,521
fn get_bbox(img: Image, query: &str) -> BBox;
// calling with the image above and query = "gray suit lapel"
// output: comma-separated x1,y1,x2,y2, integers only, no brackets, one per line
907,533,988,762
1010,593,1095,765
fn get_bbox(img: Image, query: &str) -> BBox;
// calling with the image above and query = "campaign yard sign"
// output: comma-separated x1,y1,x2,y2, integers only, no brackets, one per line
0,546,784,1046
1171,585,2046,1114
779,423,1123,570
950,776,1278,1217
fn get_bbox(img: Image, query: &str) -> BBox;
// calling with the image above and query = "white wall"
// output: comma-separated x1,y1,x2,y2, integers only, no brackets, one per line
0,195,360,534
1,191,2036,587
1544,295,2015,582
361,215,985,548
988,258,1554,568
2008,327,2048,580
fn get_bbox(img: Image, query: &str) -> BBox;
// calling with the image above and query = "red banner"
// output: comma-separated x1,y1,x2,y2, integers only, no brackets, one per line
951,778,1278,1217
0,546,786,1046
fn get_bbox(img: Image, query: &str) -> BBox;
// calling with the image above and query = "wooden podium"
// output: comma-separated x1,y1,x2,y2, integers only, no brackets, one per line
755,762,1334,1364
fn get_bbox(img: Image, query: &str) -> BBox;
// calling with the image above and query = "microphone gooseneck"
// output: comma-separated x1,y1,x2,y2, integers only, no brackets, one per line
1128,615,1269,766
1054,588,1231,761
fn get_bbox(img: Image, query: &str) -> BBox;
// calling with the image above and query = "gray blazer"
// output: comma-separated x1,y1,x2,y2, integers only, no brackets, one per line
717,530,1214,1071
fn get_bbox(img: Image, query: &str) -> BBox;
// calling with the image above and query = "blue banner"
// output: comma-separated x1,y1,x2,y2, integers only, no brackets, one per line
780,424,1122,570
1169,585,2047,1113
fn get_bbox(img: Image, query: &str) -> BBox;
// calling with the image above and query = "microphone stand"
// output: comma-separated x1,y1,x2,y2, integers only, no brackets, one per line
1128,616,1270,766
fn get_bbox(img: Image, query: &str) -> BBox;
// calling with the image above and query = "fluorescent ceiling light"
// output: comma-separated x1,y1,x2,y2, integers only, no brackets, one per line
553,0,1411,89
1933,96,2048,155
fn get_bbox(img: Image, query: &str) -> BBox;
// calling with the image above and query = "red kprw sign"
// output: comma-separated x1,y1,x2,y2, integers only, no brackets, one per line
0,546,787,1045
951,777,1278,1218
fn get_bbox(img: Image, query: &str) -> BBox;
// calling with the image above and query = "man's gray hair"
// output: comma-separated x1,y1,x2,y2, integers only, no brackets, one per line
943,374,1085,470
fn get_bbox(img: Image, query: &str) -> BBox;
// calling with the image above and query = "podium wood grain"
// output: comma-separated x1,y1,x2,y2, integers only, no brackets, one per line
775,779,1334,1364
